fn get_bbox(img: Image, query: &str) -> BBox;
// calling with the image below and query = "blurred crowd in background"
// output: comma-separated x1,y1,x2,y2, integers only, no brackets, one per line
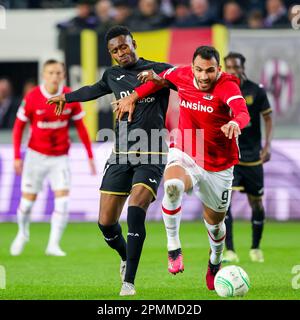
2,0,298,29
0,78,36,130
0,0,299,130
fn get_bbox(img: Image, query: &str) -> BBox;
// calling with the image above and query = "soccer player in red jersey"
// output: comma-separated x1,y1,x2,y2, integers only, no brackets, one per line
10,59,96,257
113,46,250,290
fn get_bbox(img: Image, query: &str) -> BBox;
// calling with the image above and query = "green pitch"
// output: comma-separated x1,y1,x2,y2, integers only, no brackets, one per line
0,221,299,300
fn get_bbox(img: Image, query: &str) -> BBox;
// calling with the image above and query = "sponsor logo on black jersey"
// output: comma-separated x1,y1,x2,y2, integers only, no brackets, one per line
245,95,254,105
116,75,125,81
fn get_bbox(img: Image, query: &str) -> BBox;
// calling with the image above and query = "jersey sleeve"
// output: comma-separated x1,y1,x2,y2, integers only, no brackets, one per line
13,118,26,159
161,66,179,85
153,62,174,74
16,95,32,122
74,119,93,159
256,85,272,115
135,66,179,98
219,81,250,129
218,80,245,107
71,102,85,121
66,70,112,103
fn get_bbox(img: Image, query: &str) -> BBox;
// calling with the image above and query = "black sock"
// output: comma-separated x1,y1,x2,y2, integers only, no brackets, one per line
251,206,265,249
98,222,127,261
225,206,235,251
125,206,146,284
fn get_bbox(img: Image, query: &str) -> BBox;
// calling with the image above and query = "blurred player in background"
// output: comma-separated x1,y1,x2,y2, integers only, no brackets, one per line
223,52,273,263
113,46,250,291
48,26,173,296
0,78,20,129
10,59,96,257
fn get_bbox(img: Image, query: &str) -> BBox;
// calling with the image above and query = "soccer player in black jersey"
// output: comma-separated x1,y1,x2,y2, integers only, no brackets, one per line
48,26,173,296
223,52,273,263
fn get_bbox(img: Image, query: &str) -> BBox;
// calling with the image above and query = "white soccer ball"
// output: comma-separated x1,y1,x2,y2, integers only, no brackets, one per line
214,265,250,297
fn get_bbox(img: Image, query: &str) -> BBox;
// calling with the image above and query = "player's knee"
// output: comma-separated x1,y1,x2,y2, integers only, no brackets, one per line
54,196,68,215
251,204,265,224
164,179,185,204
98,222,122,240
19,197,34,215
98,210,117,226
129,190,152,211
204,219,226,240
249,197,263,210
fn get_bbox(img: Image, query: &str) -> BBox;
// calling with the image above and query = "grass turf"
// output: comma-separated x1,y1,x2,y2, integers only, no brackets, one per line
0,221,299,300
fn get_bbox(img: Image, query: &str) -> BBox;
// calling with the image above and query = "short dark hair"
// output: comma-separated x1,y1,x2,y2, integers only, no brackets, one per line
105,25,133,44
224,52,246,67
43,59,65,69
192,46,220,65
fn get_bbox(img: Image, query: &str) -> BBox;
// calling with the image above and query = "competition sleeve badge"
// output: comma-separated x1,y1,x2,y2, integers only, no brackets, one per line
203,94,214,101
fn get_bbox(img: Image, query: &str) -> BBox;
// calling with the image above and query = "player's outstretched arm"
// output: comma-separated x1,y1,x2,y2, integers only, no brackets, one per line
219,80,250,139
220,96,250,139
137,69,169,87
260,112,273,163
112,69,172,122
47,76,112,115
73,119,96,175
13,118,27,175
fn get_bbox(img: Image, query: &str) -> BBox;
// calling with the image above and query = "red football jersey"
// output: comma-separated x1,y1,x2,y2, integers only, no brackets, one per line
16,85,85,156
136,66,250,171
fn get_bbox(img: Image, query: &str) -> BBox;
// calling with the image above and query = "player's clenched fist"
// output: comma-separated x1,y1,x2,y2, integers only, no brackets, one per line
137,69,169,87
137,69,156,83
47,94,66,116
221,121,241,139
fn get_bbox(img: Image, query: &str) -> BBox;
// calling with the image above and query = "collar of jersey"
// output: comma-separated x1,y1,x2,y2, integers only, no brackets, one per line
40,84,64,99
121,58,145,70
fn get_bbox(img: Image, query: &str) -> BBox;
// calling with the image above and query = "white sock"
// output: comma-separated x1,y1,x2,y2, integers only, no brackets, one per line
17,198,34,239
162,179,184,251
47,196,69,248
204,219,226,265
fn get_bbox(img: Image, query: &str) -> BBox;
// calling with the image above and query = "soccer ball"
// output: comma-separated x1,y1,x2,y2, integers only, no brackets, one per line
214,265,250,297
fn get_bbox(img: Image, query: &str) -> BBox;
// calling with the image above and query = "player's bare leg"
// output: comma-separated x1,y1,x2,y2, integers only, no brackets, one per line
45,190,69,256
162,165,193,275
203,205,226,290
10,192,37,256
248,195,265,262
119,185,153,296
98,193,128,283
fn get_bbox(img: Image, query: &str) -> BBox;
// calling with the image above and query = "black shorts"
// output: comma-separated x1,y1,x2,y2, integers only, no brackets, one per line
100,163,165,200
232,164,264,197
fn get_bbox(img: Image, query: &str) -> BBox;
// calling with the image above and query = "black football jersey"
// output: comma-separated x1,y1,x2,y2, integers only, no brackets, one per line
238,79,272,163
66,58,172,163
